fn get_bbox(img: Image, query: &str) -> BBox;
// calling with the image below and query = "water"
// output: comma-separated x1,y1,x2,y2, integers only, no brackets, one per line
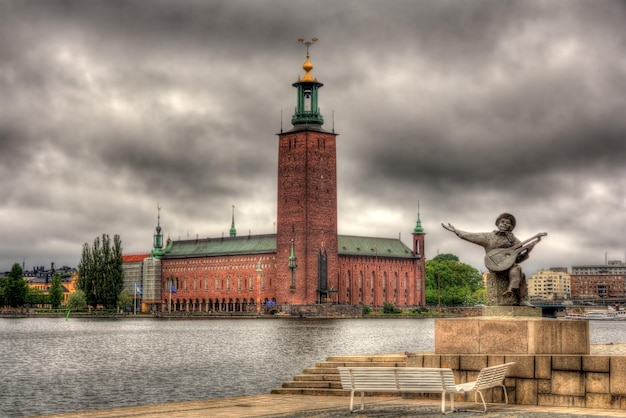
0,317,621,418
0,317,435,417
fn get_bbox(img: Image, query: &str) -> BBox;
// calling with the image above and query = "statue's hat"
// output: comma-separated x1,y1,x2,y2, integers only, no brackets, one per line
496,213,516,229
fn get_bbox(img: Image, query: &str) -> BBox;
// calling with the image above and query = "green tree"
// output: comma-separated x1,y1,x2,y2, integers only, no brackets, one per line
5,263,27,307
117,288,132,312
25,287,48,306
77,234,124,309
48,273,64,308
67,290,87,311
425,253,483,306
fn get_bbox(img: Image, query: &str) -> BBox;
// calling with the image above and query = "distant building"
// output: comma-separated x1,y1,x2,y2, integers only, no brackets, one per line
123,44,426,314
570,260,626,300
527,268,571,301
24,264,78,305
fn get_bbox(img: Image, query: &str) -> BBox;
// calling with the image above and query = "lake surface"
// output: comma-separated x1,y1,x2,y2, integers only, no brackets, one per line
0,317,623,417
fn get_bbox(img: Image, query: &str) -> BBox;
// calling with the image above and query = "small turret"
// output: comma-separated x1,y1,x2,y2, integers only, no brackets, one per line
412,202,426,257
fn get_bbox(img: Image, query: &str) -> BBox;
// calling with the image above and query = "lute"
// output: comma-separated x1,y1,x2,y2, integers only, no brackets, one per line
484,232,547,272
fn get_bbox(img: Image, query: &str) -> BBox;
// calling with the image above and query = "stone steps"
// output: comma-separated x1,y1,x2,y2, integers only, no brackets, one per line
271,354,407,396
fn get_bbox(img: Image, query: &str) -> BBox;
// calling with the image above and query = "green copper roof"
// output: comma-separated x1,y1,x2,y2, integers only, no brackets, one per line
164,234,277,259
413,215,424,234
337,235,415,258
162,234,415,259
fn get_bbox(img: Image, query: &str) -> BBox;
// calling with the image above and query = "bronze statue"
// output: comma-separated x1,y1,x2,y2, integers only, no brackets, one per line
442,213,546,306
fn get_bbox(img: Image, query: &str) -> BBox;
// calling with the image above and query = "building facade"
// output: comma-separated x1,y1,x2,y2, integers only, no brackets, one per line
24,264,77,306
570,260,626,300
527,268,571,301
125,44,426,313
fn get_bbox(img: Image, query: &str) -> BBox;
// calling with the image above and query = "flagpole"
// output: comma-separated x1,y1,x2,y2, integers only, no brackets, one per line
134,283,137,315
169,280,172,315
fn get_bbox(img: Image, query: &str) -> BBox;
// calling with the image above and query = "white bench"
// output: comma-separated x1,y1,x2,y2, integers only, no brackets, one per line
338,362,515,413
337,366,458,413
454,362,515,412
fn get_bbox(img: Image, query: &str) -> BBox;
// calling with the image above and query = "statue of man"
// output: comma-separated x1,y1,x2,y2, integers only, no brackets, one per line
442,213,541,299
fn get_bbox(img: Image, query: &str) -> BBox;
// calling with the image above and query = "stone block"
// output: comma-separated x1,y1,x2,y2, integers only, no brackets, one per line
440,355,459,369
583,355,609,373
435,319,480,354
487,355,505,366
537,379,551,394
505,355,535,378
610,356,626,396
559,320,590,354
586,372,609,394
528,319,589,354
435,318,589,355
515,378,537,405
538,394,586,407
535,356,552,379
552,355,582,371
459,355,487,371
551,370,585,396
422,355,441,368
480,320,529,353
586,393,619,409
405,353,423,367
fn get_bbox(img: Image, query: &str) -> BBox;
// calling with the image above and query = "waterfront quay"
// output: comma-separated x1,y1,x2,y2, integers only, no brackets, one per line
36,393,619,417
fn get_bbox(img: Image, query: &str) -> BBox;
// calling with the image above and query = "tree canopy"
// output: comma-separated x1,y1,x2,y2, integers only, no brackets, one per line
425,253,485,306
2,263,28,307
77,234,124,309
48,273,64,308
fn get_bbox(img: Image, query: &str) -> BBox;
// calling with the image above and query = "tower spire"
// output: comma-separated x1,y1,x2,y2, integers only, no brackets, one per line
153,203,163,250
292,37,324,126
230,204,237,237
414,201,424,234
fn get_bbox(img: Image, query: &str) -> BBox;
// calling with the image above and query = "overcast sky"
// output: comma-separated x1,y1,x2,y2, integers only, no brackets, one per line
1,0,625,275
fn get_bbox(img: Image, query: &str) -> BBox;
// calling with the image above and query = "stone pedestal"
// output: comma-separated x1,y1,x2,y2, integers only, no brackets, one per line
486,271,528,306
435,317,589,355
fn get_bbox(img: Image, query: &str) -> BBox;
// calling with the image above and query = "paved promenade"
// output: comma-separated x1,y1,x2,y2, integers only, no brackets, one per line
37,394,621,418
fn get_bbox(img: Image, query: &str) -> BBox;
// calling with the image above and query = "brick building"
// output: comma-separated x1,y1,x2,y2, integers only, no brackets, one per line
125,43,426,313
570,260,626,300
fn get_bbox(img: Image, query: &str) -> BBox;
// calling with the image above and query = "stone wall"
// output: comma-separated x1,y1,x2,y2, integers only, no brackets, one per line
406,353,626,410
289,303,363,318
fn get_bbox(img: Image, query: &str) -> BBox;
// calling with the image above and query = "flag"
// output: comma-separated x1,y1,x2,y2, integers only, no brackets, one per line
170,284,177,294
136,285,142,295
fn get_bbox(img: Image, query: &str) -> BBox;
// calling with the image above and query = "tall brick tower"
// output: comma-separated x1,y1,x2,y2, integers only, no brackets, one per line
276,39,338,305
412,205,427,306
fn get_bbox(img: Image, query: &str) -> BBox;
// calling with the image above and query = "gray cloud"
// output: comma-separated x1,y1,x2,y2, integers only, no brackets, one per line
1,0,625,275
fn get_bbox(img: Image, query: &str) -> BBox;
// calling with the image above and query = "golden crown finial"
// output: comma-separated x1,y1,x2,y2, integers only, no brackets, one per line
297,37,318,82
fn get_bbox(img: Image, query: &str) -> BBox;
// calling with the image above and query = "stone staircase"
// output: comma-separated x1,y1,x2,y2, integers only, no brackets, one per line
271,354,407,396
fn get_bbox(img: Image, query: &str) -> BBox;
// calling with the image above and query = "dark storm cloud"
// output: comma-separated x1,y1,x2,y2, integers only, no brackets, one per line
1,0,624,274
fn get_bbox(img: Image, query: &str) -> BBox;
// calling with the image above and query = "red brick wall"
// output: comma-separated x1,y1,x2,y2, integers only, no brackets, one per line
276,129,338,305
338,255,424,307
161,253,277,311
